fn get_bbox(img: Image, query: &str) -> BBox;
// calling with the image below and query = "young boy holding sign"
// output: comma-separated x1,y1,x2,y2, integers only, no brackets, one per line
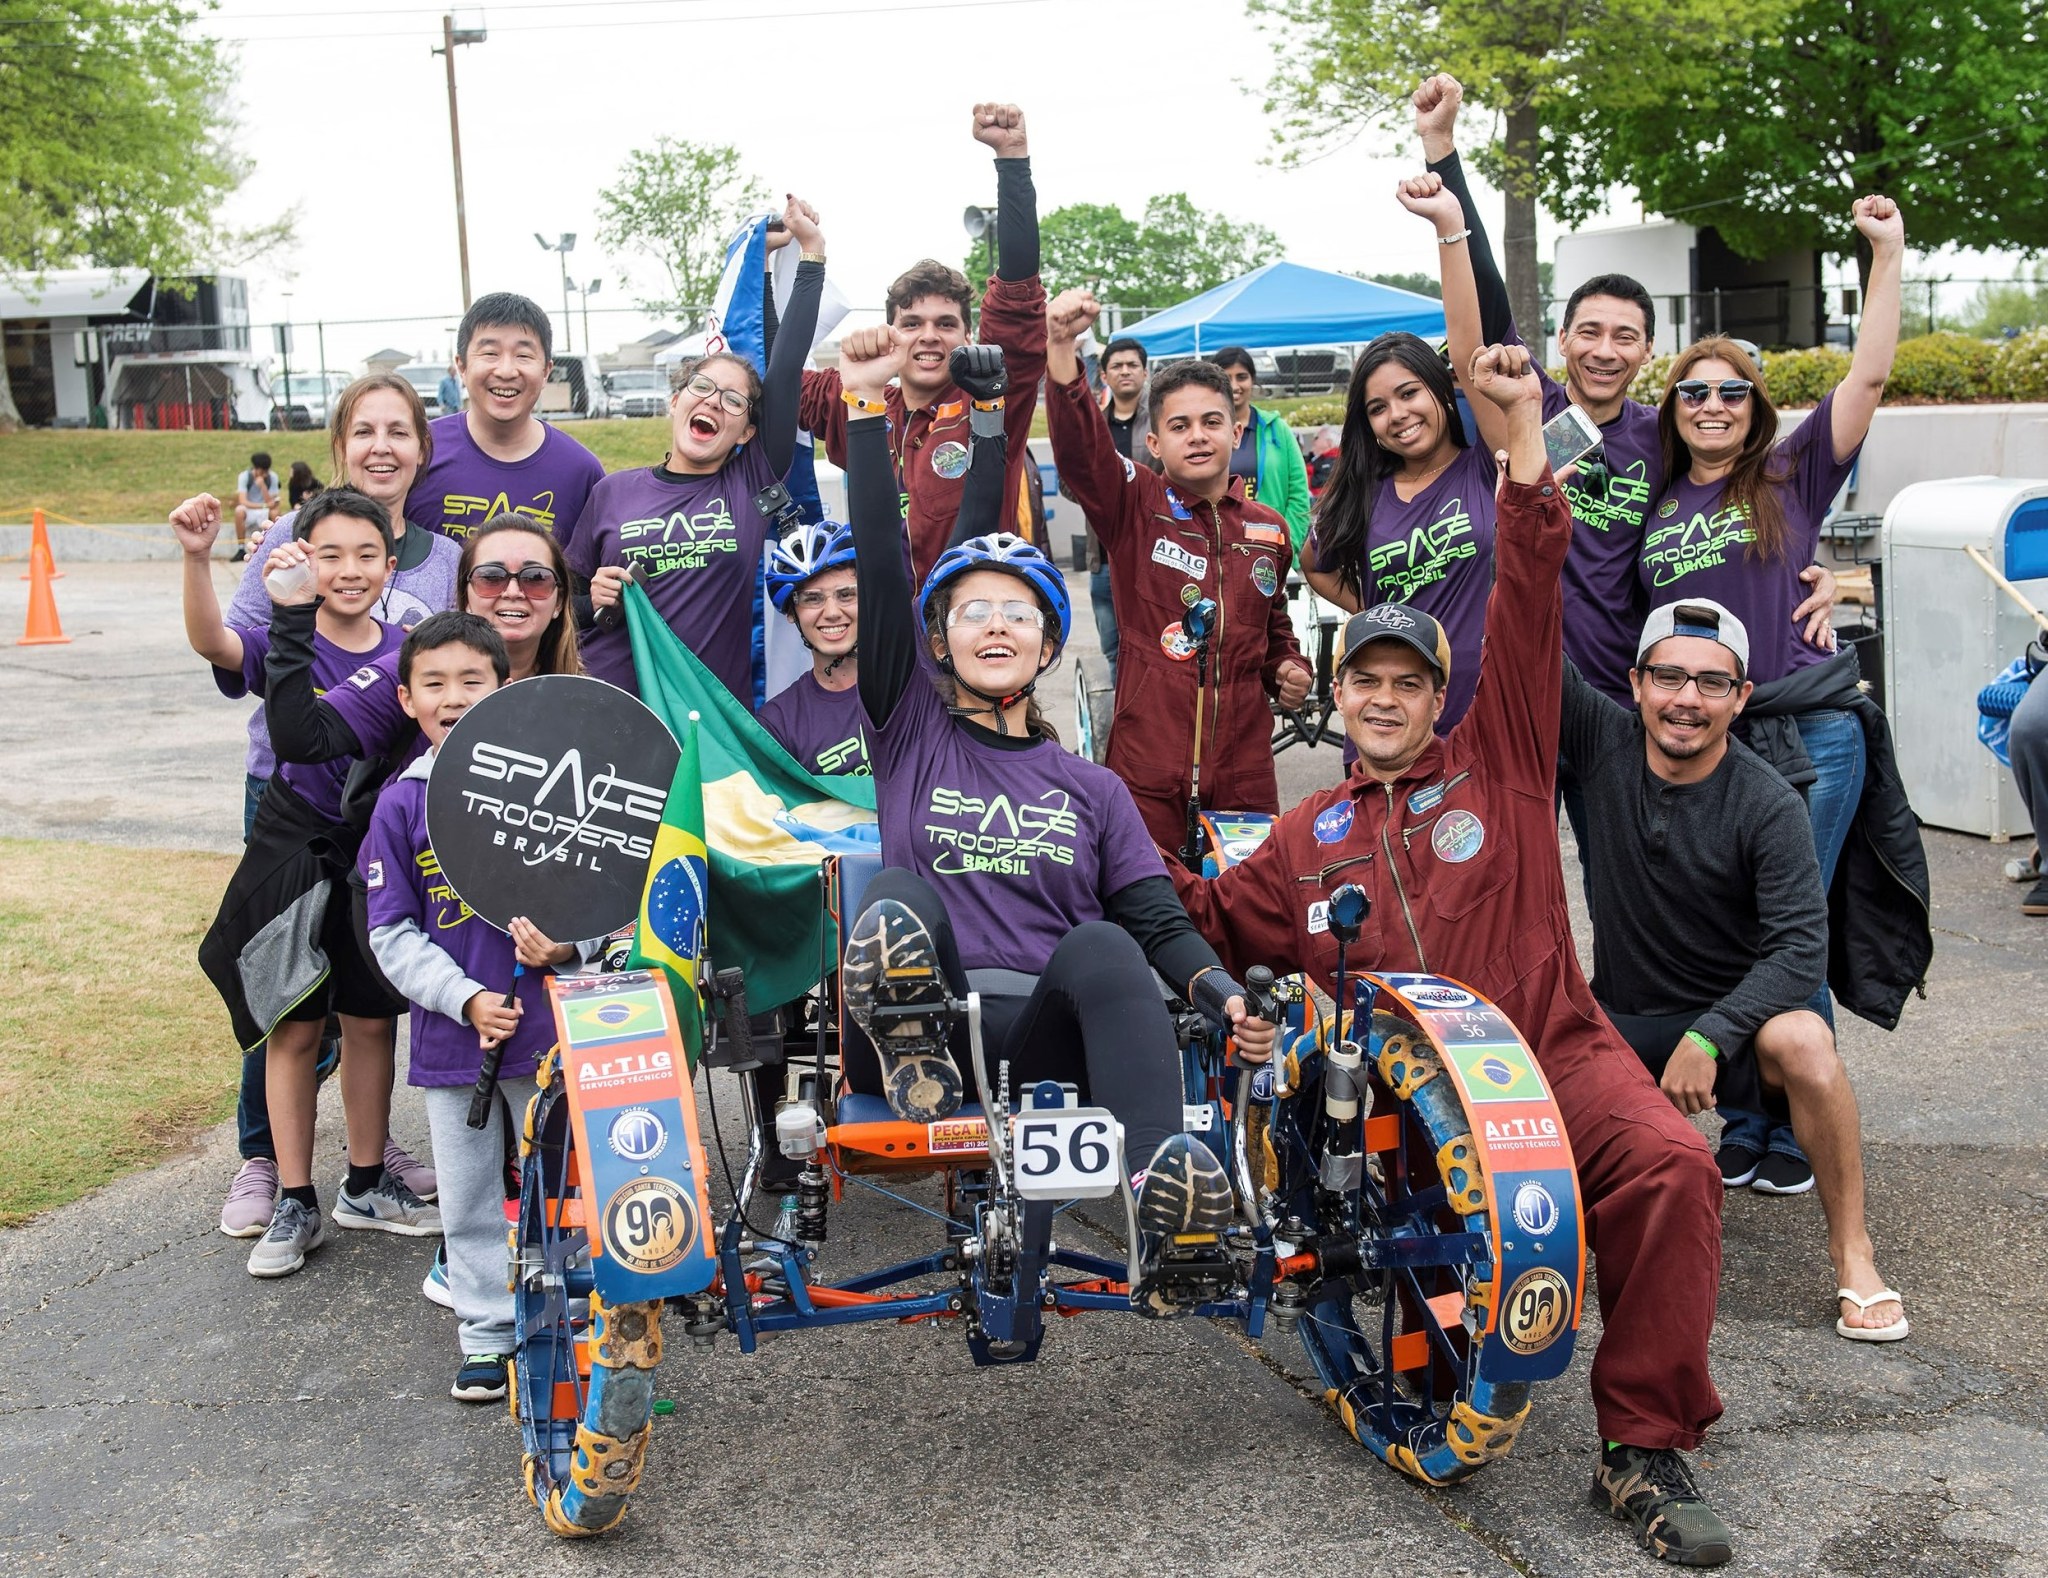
358,612,589,1402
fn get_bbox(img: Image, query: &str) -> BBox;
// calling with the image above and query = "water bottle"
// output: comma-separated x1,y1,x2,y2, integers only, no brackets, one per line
264,557,315,602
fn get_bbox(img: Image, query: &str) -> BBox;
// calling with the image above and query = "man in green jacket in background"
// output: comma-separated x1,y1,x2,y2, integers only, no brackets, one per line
1209,346,1312,553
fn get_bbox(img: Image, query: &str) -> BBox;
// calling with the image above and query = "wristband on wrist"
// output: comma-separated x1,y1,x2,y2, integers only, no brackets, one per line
1685,1030,1720,1061
841,390,888,415
1438,228,1472,247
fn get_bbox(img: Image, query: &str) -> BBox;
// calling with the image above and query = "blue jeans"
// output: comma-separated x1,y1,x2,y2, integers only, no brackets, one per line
1090,564,1118,683
1720,708,1867,1160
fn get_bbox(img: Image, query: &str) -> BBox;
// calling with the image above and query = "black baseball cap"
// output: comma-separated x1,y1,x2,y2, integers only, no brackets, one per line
1336,604,1451,686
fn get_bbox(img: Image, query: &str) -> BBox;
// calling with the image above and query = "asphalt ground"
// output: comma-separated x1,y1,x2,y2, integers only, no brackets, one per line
1,560,2044,1576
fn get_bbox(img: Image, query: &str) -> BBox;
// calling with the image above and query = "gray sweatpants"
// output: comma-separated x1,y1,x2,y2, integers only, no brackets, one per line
422,1081,524,1357
2010,673,2048,839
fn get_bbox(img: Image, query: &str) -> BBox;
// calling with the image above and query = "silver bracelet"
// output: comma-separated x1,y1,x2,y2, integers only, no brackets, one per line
1438,228,1472,246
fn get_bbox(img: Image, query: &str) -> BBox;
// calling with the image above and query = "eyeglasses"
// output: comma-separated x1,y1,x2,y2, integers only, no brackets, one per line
683,371,751,416
1641,662,1740,699
795,585,858,610
1672,378,1753,408
947,597,1045,630
466,563,560,597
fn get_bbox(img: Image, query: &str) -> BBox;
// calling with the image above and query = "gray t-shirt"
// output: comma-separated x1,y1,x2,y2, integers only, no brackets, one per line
1560,661,1827,1056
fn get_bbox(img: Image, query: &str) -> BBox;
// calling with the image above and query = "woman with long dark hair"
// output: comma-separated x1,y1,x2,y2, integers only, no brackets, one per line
1303,331,1495,729
455,513,580,680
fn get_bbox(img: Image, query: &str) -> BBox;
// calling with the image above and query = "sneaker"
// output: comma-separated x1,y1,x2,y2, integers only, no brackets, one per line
451,1352,509,1403
1131,1135,1235,1318
383,1138,438,1202
1590,1444,1734,1567
421,1242,454,1309
2005,846,2041,883
229,547,247,563
247,1196,326,1279
1750,1151,1815,1195
332,1170,444,1236
2023,877,2048,917
841,898,963,1122
219,1157,280,1237
1715,1143,1761,1189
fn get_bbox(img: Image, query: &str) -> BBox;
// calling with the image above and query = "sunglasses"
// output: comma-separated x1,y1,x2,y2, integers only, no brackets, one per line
948,597,1045,631
1641,662,1740,699
1673,378,1753,408
683,371,751,416
794,585,858,611
466,563,560,597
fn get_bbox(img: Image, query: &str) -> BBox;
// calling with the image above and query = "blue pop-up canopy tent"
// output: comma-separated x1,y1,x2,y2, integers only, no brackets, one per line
1121,261,1446,356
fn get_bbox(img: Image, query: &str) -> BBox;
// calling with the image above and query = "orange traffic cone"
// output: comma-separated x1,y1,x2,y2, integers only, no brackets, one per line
20,507,61,580
17,541,69,645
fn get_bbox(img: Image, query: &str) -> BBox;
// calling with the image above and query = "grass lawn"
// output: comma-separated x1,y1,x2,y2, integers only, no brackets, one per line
0,839,239,1225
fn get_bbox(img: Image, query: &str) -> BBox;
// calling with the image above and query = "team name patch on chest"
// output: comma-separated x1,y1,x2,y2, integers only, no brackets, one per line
1432,808,1485,863
1151,538,1208,579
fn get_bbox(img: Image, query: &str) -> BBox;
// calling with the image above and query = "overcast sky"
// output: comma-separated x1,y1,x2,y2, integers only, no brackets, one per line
197,0,2007,371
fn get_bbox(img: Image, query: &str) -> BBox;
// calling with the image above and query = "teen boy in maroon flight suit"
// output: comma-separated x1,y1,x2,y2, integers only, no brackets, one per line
1043,288,1313,856
799,103,1046,583
1171,340,1734,1569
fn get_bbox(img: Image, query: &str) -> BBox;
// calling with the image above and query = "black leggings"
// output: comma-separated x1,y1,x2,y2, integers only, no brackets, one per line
845,868,1184,1166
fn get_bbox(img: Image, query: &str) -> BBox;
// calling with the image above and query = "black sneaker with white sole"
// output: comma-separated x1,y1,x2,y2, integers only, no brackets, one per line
1130,1134,1236,1318
451,1352,508,1403
1750,1151,1814,1195
841,898,963,1122
1714,1143,1761,1189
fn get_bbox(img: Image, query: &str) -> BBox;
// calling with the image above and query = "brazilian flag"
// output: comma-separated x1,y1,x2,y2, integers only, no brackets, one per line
628,720,709,1063
624,583,878,1016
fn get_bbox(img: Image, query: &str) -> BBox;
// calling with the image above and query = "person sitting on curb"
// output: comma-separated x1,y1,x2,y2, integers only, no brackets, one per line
1565,597,1907,1345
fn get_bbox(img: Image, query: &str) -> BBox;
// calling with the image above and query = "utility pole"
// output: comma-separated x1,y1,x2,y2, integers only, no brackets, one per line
434,14,488,311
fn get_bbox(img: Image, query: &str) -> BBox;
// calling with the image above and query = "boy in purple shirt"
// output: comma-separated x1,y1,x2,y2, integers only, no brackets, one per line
410,292,606,546
759,520,868,776
360,612,591,1402
173,487,441,1280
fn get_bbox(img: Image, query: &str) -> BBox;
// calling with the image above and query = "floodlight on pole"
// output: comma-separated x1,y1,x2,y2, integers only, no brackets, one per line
536,232,578,353
433,13,487,310
962,204,998,280
578,278,602,358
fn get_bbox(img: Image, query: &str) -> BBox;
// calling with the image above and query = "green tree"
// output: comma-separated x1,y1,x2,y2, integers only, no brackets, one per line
0,1,255,430
1357,271,1442,299
1248,0,1789,339
1547,0,2048,290
596,138,770,326
1955,265,2048,338
970,195,1282,311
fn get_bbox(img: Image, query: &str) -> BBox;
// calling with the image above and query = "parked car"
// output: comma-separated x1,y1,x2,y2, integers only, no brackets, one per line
1251,344,1354,396
538,354,609,421
606,367,670,420
268,370,351,429
395,362,448,419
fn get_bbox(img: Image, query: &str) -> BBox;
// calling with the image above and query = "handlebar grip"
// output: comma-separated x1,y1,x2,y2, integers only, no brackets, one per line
1244,964,1279,1025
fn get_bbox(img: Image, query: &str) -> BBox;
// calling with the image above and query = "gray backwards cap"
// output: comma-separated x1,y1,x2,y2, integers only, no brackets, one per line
1637,598,1750,678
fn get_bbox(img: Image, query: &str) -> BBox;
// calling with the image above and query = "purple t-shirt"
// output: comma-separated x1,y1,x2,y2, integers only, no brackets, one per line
566,448,777,703
358,771,552,1087
1309,444,1497,730
1537,368,1663,702
214,621,409,823
759,672,870,776
226,517,460,780
1638,389,1856,685
411,413,607,547
872,676,1165,974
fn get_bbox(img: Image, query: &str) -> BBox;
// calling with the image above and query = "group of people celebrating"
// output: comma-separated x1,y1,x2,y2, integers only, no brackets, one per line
168,86,1933,1568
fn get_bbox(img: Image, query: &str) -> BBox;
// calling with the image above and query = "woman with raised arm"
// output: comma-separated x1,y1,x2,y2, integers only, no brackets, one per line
571,194,826,703
830,325,1277,1316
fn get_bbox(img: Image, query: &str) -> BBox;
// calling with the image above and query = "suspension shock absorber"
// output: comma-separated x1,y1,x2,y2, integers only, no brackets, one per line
794,1164,829,1249
1319,884,1372,1220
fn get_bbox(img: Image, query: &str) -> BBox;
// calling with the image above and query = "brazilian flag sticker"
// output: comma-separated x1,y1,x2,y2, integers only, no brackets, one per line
1446,1042,1545,1104
563,988,667,1049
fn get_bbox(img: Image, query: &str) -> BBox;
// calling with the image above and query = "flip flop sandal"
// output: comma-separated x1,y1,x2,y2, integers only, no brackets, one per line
1836,1286,1909,1343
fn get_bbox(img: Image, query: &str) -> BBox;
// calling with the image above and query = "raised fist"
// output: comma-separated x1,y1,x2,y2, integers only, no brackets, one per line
1046,287,1101,348
780,193,824,255
169,493,225,556
1413,73,1463,155
1395,172,1463,233
1466,342,1540,409
838,325,909,395
971,102,1028,159
1851,193,1904,253
950,344,1008,404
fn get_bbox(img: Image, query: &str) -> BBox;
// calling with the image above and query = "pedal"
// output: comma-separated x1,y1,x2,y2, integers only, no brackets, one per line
1130,1235,1234,1318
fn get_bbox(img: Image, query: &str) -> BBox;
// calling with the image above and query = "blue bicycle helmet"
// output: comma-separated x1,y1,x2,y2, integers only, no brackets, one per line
918,532,1071,646
765,520,857,614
